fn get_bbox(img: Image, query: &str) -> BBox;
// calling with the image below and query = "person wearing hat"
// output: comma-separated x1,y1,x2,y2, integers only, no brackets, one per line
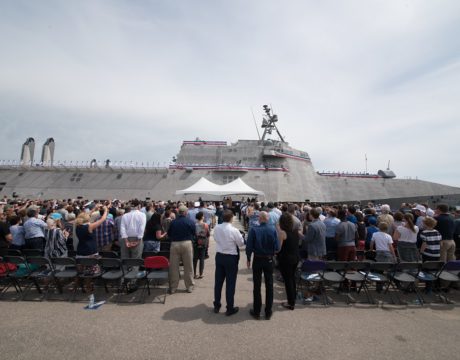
412,204,427,230
167,205,196,293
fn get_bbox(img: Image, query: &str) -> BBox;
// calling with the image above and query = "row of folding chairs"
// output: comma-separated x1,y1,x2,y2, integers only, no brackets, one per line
0,248,171,260
0,255,170,304
298,260,460,306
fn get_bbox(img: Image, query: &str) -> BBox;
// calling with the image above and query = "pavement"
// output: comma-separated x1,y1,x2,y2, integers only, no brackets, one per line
1,218,460,360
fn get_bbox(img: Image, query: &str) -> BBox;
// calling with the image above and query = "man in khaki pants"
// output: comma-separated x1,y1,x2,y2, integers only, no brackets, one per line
435,204,456,262
167,205,196,293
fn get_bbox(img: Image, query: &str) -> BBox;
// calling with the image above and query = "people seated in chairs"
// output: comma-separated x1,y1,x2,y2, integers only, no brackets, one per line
393,213,419,262
193,211,209,279
369,222,396,263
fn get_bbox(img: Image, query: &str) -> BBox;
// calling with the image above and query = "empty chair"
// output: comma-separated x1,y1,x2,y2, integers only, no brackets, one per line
344,261,371,303
143,256,169,304
387,262,423,305
418,261,444,295
76,257,102,300
142,251,159,259
0,249,22,257
24,257,54,300
99,251,119,258
437,260,460,303
0,256,17,297
51,257,78,300
121,258,146,301
99,258,124,302
3,256,32,300
366,262,394,304
298,259,328,305
22,249,44,258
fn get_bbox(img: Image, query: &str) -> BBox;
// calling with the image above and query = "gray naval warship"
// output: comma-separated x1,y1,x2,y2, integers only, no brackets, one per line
1,105,460,208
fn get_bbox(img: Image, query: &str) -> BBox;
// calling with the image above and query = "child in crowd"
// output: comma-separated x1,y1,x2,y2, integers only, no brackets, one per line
370,222,395,263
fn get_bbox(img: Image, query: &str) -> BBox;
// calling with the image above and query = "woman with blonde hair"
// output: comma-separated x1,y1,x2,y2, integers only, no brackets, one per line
75,204,109,294
393,213,419,262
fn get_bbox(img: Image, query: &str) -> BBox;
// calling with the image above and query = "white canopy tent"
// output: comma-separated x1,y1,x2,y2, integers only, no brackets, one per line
175,177,264,197
175,177,222,196
219,177,264,196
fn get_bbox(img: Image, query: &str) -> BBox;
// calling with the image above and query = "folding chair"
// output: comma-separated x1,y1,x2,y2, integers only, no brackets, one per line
23,257,54,301
387,262,423,305
417,261,444,295
437,260,460,303
22,249,44,258
99,258,124,302
75,258,102,300
0,249,22,257
298,259,328,305
142,251,159,258
0,256,16,297
157,251,170,260
3,256,33,300
366,262,393,304
143,256,169,304
51,257,78,300
344,261,371,303
121,258,146,302
99,251,119,258
160,241,171,252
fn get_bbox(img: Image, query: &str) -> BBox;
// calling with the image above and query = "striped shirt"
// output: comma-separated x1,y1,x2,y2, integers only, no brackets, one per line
420,229,441,258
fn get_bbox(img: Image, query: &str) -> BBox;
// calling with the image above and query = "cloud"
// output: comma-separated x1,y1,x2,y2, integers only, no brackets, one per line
0,0,459,187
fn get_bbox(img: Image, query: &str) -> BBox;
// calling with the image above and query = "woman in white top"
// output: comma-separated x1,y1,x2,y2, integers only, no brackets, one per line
370,222,396,262
393,213,419,262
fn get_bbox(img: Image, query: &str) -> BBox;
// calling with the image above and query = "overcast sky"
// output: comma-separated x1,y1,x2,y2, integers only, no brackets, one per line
1,0,459,187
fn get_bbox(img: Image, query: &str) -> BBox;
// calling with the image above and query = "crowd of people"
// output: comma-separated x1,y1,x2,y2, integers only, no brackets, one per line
1,196,460,315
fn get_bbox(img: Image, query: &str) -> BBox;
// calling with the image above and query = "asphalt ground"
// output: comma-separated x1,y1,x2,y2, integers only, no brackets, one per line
1,219,460,360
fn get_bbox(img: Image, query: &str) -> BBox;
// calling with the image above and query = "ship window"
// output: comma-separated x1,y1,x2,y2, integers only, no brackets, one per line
78,173,83,177
72,173,78,177
116,174,123,180
76,178,81,182
18,173,24,177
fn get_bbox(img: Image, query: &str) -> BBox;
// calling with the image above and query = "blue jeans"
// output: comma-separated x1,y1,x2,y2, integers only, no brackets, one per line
143,240,160,253
214,253,239,311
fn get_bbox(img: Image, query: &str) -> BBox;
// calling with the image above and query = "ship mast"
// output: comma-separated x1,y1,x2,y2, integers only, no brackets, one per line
261,105,285,143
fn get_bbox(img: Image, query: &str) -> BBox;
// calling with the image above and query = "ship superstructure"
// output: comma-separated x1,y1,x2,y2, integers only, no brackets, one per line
0,106,459,207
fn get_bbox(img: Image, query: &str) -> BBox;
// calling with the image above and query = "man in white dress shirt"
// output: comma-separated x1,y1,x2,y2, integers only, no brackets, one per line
120,199,146,263
213,210,245,316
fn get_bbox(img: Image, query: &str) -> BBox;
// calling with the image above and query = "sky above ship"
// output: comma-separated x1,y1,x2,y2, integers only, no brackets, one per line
0,1,459,187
